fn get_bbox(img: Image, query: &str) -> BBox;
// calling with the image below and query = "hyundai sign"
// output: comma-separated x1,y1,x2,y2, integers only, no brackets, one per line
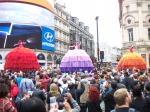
41,26,55,52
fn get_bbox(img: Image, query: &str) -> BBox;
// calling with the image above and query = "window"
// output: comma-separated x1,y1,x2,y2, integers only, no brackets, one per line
141,54,146,62
53,55,57,60
61,32,64,38
47,54,52,61
126,5,129,12
0,55,2,60
148,5,150,12
37,53,45,60
148,28,150,40
128,28,134,41
127,19,131,24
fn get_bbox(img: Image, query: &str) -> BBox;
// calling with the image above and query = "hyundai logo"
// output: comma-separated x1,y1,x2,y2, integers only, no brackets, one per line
44,32,54,42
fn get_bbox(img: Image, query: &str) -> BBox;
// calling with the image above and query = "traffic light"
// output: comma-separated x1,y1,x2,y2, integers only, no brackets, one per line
100,51,104,59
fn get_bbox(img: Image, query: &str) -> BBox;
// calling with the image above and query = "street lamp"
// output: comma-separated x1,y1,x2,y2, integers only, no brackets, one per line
95,16,100,62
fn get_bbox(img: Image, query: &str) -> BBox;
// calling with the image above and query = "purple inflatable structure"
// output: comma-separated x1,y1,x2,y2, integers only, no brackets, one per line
60,48,94,73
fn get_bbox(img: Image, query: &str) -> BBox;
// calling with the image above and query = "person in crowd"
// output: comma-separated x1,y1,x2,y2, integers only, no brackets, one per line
101,80,112,99
138,75,146,91
87,86,102,112
2,75,11,90
130,85,146,112
47,83,61,111
17,97,46,112
91,74,100,90
143,82,150,112
10,79,19,104
79,79,89,112
49,92,80,112
31,82,46,103
15,72,23,87
99,73,105,90
39,72,50,91
122,71,134,91
64,92,80,112
0,82,17,112
102,80,117,112
68,80,85,104
147,73,150,81
19,73,35,95
111,88,136,112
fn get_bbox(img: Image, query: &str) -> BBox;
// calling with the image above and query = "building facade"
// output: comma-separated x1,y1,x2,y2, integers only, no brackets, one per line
69,16,95,56
0,0,95,69
0,0,56,69
119,0,150,67
53,3,70,65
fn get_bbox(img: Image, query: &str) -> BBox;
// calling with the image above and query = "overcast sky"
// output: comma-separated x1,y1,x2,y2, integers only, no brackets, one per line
55,0,122,48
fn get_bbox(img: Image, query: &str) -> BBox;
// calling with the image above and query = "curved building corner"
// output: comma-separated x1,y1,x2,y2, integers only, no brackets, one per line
0,0,56,69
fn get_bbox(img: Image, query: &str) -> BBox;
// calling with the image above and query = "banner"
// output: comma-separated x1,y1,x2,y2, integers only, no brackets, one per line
41,26,55,52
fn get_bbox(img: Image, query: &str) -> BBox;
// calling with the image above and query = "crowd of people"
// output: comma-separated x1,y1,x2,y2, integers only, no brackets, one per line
0,67,150,112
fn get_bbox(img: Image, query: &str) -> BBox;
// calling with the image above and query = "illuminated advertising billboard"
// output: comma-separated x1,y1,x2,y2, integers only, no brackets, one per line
0,32,6,48
41,26,55,52
0,3,54,27
0,23,55,52
0,2,55,52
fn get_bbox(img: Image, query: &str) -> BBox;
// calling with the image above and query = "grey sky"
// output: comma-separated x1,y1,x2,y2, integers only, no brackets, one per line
55,0,122,48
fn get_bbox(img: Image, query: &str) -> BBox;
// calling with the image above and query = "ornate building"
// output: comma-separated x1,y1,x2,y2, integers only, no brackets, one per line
69,16,95,56
0,0,95,69
119,0,150,67
0,0,55,69
53,3,70,65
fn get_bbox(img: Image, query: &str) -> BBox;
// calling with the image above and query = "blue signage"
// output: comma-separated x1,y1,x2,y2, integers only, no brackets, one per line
41,26,55,52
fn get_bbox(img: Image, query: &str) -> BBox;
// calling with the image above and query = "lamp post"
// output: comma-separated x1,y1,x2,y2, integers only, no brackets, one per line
95,16,100,62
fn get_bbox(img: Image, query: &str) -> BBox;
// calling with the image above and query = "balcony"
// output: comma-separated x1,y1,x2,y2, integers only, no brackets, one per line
122,41,150,48
54,24,69,34
56,37,70,44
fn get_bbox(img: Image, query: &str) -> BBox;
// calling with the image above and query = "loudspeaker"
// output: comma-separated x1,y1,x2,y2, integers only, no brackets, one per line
100,51,104,59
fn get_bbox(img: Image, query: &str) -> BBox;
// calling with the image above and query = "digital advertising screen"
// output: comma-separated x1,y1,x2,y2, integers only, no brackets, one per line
41,26,55,52
0,2,55,51
0,32,6,48
6,24,42,49
0,23,11,34
0,3,54,28
0,23,55,52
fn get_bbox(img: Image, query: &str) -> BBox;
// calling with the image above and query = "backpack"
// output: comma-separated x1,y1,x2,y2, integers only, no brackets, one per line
111,108,136,112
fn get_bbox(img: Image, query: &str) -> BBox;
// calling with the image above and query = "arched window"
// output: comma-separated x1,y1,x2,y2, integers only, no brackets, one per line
47,54,52,61
37,53,45,60
124,15,135,25
53,55,57,60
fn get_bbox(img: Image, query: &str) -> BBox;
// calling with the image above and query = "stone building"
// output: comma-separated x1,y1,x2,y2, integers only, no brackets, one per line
119,0,150,67
69,16,95,56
